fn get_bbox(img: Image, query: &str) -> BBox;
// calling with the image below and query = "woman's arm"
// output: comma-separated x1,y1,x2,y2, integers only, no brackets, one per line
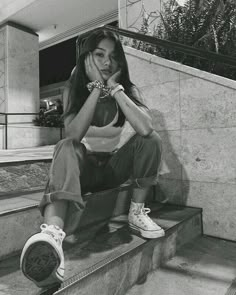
64,88,101,142
107,72,153,136
113,89,153,136
63,54,103,142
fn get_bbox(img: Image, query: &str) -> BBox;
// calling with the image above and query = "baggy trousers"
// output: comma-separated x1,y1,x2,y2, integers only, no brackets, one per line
39,131,162,233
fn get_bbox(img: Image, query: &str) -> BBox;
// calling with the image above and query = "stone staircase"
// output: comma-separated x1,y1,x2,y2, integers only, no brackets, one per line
126,236,236,295
0,147,235,295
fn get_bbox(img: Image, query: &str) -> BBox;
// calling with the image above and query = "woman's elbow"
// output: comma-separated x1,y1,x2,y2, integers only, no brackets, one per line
65,127,84,144
139,123,154,137
65,128,78,141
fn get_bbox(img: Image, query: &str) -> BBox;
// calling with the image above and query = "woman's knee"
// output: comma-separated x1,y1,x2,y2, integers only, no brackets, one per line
54,138,86,161
134,131,162,155
72,139,87,161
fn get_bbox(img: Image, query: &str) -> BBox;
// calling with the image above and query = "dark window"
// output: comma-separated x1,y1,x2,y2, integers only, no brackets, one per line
39,20,118,87
39,37,77,87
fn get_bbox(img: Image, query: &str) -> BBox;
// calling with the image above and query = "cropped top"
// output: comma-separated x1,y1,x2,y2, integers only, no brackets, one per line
81,107,136,152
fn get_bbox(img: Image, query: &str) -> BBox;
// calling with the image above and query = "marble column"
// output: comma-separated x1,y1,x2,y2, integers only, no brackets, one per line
0,26,6,114
0,22,39,124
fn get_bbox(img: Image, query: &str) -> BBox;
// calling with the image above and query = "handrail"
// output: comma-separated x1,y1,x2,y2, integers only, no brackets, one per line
0,112,63,149
105,25,236,67
77,25,236,68
0,112,39,115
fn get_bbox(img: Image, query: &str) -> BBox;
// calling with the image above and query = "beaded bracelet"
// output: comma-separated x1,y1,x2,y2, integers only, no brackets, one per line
86,80,110,98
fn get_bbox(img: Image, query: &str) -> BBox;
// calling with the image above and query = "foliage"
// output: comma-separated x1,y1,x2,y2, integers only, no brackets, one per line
33,110,64,128
129,0,236,80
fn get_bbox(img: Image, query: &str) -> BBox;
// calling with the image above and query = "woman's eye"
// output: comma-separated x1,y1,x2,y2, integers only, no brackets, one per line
96,52,104,57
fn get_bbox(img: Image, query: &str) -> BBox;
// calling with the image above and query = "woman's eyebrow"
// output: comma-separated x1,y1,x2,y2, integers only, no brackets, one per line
95,47,115,54
95,47,106,51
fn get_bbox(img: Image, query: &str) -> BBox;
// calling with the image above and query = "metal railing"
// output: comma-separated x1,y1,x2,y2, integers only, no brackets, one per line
106,25,236,67
0,112,63,149
77,25,236,69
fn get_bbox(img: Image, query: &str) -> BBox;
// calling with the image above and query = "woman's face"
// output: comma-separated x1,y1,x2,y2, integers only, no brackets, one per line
92,38,119,81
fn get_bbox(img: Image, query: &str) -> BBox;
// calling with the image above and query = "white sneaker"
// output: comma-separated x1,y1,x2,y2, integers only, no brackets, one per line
20,224,66,288
128,202,165,239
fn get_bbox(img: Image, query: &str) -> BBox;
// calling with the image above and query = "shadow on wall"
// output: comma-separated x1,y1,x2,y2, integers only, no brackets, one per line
150,108,190,206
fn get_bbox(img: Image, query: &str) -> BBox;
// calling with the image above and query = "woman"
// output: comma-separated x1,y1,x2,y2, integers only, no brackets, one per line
20,29,165,289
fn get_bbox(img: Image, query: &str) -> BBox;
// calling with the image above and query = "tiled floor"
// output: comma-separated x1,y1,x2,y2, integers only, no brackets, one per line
0,145,54,163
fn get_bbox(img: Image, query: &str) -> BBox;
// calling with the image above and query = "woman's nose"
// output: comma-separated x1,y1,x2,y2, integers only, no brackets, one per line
104,57,111,66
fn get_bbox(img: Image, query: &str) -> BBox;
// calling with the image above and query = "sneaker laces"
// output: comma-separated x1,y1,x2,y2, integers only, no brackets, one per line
40,224,65,245
137,207,158,226
141,207,151,215
133,206,150,216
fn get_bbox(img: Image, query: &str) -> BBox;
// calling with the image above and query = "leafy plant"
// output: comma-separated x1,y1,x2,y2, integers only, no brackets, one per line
33,110,64,128
129,0,236,80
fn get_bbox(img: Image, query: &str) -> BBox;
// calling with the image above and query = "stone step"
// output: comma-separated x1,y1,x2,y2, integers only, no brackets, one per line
0,184,134,260
0,190,42,259
0,205,202,295
125,235,236,295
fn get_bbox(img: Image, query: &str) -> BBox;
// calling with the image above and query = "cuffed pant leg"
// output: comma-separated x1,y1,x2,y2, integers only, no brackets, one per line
108,131,162,188
132,131,162,187
39,138,87,233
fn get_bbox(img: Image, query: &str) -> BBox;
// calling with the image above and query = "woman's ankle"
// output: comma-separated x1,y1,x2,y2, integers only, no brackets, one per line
44,201,68,230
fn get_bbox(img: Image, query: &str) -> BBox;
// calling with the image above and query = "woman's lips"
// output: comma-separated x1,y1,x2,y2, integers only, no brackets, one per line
101,69,111,75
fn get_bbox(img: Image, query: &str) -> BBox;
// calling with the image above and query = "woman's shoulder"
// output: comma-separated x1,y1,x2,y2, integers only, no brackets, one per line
63,66,76,102
65,66,76,87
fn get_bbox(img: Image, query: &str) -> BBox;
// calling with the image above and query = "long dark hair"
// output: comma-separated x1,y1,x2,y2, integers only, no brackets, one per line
64,29,146,126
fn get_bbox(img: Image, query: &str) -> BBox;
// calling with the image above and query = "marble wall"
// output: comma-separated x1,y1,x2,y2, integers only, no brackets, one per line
124,46,236,241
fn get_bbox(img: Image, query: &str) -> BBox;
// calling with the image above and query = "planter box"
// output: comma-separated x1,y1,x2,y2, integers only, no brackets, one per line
0,124,64,149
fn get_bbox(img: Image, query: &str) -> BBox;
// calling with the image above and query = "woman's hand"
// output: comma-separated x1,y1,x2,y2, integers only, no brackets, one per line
107,69,121,88
85,53,103,82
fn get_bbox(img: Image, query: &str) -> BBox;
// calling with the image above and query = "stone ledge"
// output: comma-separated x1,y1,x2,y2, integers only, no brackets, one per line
0,125,63,149
124,46,236,90
0,161,50,193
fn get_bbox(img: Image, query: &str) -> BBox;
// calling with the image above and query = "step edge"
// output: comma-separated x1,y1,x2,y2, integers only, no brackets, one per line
0,203,39,217
55,209,202,294
57,235,147,294
0,158,52,167
0,206,201,262
0,184,133,217
0,185,202,218
0,188,44,199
